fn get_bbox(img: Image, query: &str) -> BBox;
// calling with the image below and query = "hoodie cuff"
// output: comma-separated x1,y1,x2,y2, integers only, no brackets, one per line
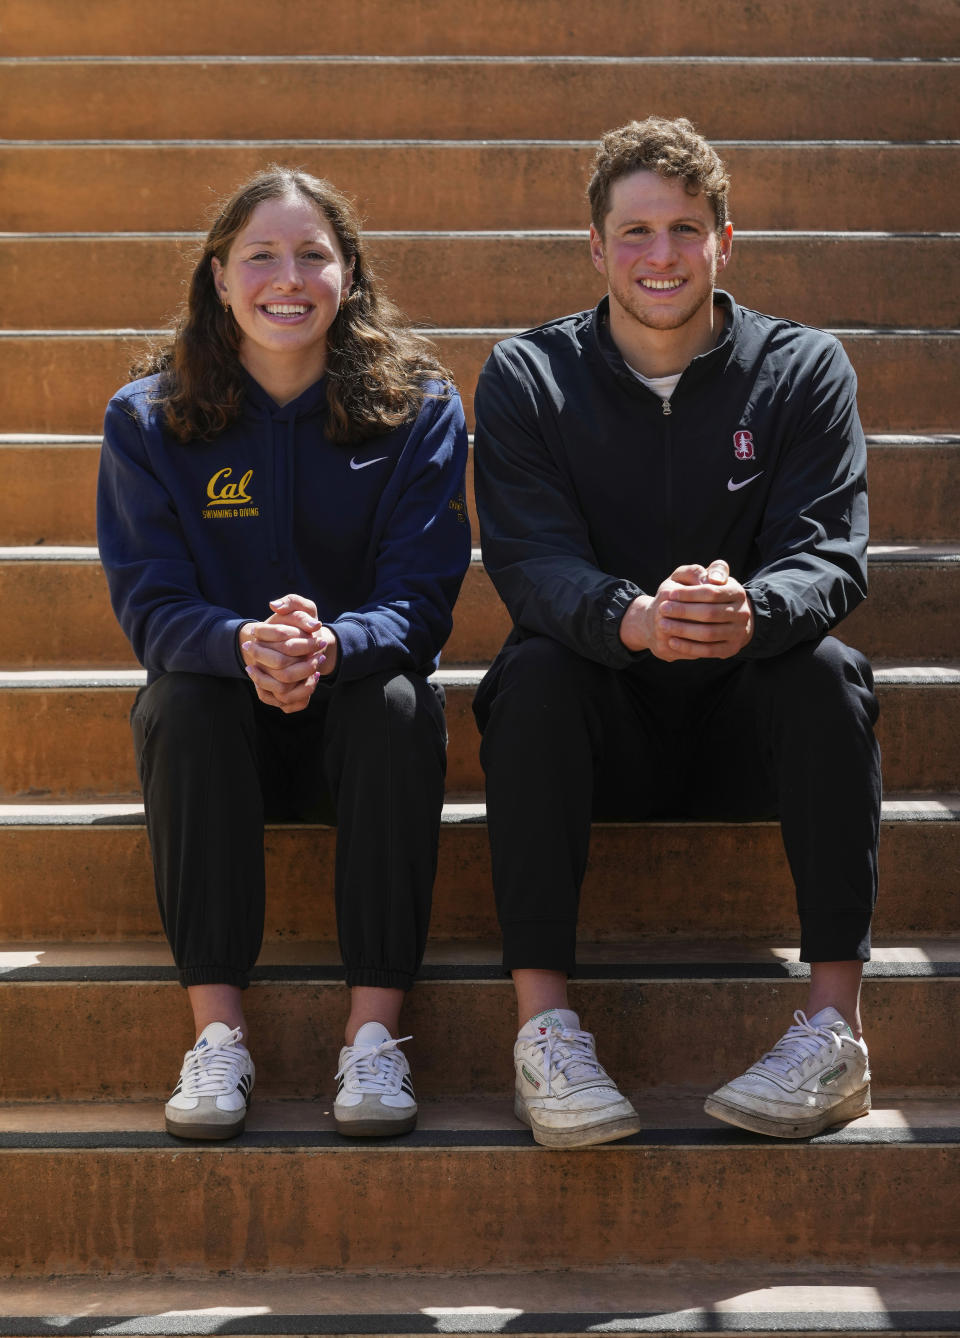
204,617,250,678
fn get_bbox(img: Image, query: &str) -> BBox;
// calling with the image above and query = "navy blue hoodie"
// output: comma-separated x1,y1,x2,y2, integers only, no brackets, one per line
97,372,470,683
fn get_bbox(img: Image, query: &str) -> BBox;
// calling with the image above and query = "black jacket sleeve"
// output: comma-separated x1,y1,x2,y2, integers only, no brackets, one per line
741,337,869,657
474,343,642,668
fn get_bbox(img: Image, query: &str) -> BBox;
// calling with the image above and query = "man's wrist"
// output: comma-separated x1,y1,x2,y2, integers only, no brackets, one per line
619,594,653,652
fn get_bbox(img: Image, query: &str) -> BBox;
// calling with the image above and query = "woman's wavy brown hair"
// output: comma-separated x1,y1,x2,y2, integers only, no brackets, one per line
135,166,451,444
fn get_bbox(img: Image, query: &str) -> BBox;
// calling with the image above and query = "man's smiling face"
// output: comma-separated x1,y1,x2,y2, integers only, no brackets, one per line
589,169,733,337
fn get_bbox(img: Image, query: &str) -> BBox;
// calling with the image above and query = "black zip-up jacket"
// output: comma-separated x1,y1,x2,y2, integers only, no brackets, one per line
474,292,868,673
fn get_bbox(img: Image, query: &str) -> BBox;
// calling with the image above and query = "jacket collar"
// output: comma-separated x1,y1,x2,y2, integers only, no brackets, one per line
587,290,740,395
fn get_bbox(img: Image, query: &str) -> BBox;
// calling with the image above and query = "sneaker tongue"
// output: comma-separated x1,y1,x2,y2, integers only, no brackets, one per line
352,1021,394,1048
194,1021,236,1051
807,1006,854,1037
518,1008,581,1039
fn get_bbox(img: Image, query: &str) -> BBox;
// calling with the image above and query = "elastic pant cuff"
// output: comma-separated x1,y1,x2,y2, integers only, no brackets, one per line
800,912,872,964
345,967,414,991
178,966,250,989
502,919,577,977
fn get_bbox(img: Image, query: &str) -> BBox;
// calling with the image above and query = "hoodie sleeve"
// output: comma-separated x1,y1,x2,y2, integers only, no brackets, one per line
326,388,472,680
474,343,642,667
740,336,869,658
97,391,249,677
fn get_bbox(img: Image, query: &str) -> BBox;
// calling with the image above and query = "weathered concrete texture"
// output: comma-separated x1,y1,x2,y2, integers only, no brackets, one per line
0,552,956,669
0,675,954,798
1,809,957,944
3,439,958,547
5,233,959,333
1,976,958,1101
3,0,957,56
4,144,958,233
0,331,957,436
5,60,958,141
2,1139,958,1276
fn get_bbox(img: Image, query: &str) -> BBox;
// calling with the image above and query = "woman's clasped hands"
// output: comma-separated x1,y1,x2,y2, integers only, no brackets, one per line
240,593,338,713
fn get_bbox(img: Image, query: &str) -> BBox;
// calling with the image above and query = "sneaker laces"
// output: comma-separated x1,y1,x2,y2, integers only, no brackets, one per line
336,1034,412,1094
751,1010,841,1079
531,1025,604,1096
178,1027,247,1097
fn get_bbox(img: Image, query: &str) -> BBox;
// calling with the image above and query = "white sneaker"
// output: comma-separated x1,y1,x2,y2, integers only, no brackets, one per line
334,1022,417,1137
164,1022,255,1140
704,1006,871,1138
513,1008,642,1149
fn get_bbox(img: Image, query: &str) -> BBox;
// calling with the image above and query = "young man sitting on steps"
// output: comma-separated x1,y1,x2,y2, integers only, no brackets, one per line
472,116,881,1148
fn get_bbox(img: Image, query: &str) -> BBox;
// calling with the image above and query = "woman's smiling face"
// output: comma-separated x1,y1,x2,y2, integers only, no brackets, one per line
212,191,353,387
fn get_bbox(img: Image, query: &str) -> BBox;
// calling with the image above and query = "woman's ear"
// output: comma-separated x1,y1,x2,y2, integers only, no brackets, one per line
211,255,227,302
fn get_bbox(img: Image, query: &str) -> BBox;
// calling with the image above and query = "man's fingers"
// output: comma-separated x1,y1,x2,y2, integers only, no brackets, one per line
662,585,741,605
701,558,730,584
659,616,734,643
669,564,707,586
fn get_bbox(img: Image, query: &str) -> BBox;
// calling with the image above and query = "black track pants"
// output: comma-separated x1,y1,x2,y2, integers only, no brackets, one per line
131,669,447,990
474,634,881,973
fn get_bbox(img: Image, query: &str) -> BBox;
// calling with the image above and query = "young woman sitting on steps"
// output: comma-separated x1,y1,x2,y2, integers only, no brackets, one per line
97,166,470,1140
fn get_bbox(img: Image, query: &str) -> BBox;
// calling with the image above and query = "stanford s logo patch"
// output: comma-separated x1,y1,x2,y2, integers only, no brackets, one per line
733,430,755,461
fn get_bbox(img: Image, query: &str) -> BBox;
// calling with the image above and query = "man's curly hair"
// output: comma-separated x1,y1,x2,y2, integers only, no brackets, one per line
588,117,730,234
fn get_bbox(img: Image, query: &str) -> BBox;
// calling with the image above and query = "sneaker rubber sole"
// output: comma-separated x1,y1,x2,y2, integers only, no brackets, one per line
164,1108,248,1141
703,1082,871,1139
334,1107,417,1138
514,1091,643,1149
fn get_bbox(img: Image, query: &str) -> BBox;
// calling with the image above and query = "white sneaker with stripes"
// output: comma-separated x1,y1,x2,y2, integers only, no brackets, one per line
334,1021,417,1137
165,1021,255,1140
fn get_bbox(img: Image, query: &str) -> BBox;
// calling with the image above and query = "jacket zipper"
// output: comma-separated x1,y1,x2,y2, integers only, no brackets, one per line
663,398,673,569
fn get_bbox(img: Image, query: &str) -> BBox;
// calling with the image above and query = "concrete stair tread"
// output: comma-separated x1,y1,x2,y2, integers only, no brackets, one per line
4,57,956,143
4,430,958,442
1,1094,958,1141
0,666,952,794
1,793,957,825
5,143,958,234
6,233,960,331
4,542,958,562
5,0,958,58
4,935,960,974
1,329,954,435
3,1266,960,1337
1,661,956,689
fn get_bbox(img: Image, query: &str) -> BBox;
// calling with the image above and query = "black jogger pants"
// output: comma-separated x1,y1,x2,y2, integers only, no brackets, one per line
131,669,447,990
474,634,881,974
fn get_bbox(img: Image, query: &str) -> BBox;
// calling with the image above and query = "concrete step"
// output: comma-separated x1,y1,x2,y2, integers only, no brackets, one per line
5,58,957,142
1,796,956,944
3,1260,960,1338
3,142,957,233
0,662,955,799
5,0,957,57
1,329,957,436
3,434,958,547
4,231,959,332
0,1098,958,1277
0,547,956,669
1,951,958,1101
